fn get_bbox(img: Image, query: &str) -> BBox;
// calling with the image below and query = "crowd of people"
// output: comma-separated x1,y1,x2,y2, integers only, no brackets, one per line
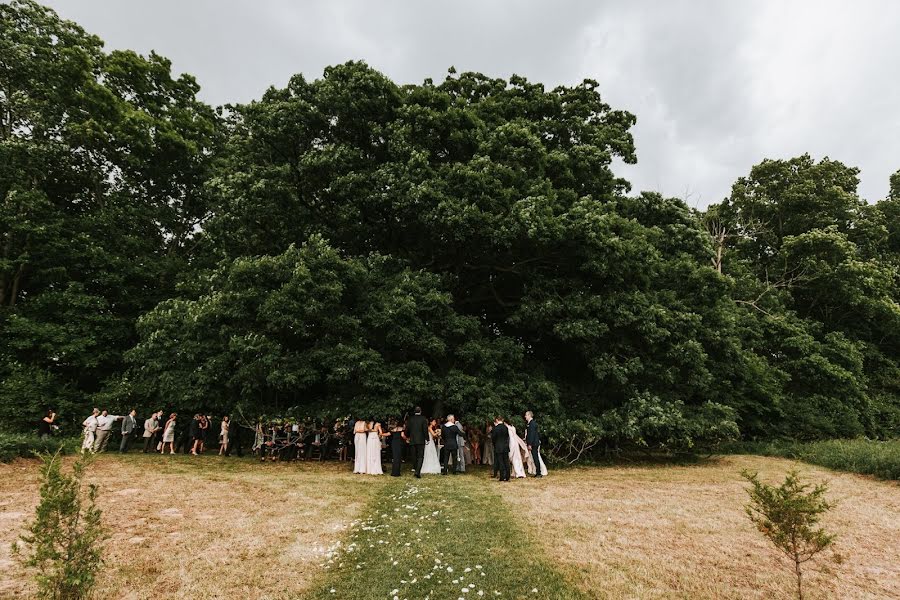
69,406,548,481
79,409,246,456
350,407,547,480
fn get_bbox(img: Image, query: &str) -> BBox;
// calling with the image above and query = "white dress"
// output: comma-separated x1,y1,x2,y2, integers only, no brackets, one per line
421,430,441,474
353,421,367,474
526,447,549,477
365,427,383,475
507,424,527,478
81,416,97,450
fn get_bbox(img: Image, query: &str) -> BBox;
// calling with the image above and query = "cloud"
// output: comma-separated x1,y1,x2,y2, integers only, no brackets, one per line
42,0,900,205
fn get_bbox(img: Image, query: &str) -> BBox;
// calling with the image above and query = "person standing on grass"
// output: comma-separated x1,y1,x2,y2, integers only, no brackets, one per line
93,410,123,453
491,416,510,482
143,411,159,453
190,414,202,455
119,409,138,453
440,415,464,475
38,410,56,440
405,406,429,478
161,413,177,454
352,418,368,473
82,408,100,452
219,416,230,455
524,411,543,478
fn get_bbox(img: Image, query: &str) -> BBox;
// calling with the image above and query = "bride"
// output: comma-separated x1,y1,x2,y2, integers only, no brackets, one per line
506,419,527,479
420,418,442,474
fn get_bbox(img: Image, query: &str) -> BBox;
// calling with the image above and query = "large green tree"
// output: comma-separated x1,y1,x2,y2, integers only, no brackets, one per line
0,0,221,431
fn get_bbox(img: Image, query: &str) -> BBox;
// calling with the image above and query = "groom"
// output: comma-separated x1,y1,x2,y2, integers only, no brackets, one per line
491,416,510,482
405,406,429,478
525,410,542,477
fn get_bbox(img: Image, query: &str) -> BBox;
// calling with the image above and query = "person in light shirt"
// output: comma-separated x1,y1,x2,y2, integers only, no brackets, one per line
92,410,123,453
82,408,100,453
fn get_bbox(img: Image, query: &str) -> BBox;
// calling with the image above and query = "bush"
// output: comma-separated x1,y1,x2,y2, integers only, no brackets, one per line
742,470,835,600
726,438,900,480
0,434,80,462
12,450,107,600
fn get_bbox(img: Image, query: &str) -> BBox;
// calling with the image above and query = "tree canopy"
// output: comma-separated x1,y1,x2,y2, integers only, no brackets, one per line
2,1,898,453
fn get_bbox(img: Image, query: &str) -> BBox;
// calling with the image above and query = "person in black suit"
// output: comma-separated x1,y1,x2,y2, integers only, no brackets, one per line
404,406,429,478
524,410,543,477
491,417,510,482
440,415,464,475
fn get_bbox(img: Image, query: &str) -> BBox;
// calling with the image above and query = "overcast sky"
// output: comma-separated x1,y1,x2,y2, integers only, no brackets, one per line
42,0,900,207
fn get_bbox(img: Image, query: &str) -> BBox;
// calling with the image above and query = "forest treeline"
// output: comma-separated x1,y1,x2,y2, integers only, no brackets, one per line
2,1,898,456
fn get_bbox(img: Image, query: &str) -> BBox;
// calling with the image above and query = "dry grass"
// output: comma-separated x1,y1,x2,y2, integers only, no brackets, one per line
0,454,386,600
503,455,900,599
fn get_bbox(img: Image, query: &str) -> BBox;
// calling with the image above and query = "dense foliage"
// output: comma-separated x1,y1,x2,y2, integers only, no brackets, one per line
1,1,898,453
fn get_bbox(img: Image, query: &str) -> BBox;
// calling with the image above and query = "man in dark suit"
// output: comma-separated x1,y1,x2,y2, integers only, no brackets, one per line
405,406,429,478
119,409,138,453
491,416,510,482
525,410,542,477
440,415,464,475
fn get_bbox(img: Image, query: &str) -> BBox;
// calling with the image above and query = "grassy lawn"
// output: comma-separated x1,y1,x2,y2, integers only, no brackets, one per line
505,455,900,599
726,438,900,480
0,454,385,599
1,453,898,599
302,471,584,600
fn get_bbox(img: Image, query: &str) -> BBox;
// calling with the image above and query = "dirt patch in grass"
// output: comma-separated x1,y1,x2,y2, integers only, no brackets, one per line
503,455,900,599
0,454,385,599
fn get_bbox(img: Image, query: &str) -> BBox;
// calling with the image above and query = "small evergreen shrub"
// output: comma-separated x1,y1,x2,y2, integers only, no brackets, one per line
742,469,835,600
12,450,107,600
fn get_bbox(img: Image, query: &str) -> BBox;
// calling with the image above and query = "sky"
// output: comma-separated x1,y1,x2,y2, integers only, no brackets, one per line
41,0,900,207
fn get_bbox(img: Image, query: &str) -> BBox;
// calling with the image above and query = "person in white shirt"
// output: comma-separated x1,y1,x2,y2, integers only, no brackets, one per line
82,408,100,453
92,410,122,453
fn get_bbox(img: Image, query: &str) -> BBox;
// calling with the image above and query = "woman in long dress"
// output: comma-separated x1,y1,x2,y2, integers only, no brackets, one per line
420,418,442,474
365,419,386,475
352,418,368,474
506,420,527,478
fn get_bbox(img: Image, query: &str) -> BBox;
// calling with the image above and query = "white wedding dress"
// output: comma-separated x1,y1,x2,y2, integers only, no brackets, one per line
507,424,527,478
421,431,441,474
526,447,549,477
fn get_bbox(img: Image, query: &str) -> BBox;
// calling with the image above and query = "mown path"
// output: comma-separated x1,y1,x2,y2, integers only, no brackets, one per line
303,470,584,600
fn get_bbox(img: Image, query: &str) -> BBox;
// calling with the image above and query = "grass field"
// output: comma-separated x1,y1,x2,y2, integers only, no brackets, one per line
0,453,897,599
727,438,900,480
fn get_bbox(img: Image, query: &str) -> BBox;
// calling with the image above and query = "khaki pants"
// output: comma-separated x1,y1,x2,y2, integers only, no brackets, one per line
93,429,111,452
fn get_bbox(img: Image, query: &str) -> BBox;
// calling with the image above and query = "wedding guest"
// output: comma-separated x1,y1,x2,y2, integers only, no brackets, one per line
352,418,368,474
225,420,243,457
190,414,203,455
404,407,429,478
440,415,464,475
455,420,467,473
151,410,165,450
82,409,100,453
219,416,230,456
470,426,482,465
483,422,494,471
388,419,406,477
143,411,160,453
491,417,510,482
119,409,138,453
38,410,56,440
93,410,122,453
161,413,177,454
